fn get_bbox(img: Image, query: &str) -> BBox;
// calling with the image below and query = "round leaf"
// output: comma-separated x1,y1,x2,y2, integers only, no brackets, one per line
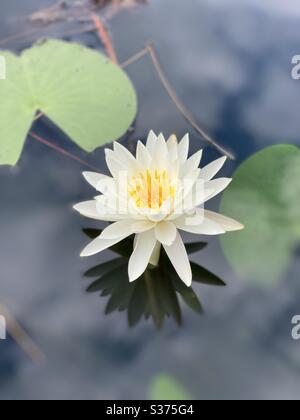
149,375,192,400
0,39,137,165
220,145,300,286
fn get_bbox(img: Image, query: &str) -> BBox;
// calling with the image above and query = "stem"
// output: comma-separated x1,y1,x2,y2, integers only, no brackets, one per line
29,132,100,172
0,304,46,366
0,24,97,47
120,46,149,69
90,13,118,64
122,44,235,160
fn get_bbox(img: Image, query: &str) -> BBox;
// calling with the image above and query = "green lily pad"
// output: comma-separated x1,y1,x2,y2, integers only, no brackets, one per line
0,39,137,166
149,374,192,400
220,145,300,286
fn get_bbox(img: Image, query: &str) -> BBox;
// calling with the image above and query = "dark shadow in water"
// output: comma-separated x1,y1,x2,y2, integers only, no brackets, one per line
83,229,226,329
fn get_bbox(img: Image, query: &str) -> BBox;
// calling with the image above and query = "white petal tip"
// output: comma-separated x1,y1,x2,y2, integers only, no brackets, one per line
168,134,178,143
129,272,139,283
80,248,101,257
231,223,245,232
113,141,121,150
128,261,148,283
147,130,157,141
182,276,192,287
73,204,80,212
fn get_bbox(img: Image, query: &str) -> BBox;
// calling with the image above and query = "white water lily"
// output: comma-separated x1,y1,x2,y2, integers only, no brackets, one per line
74,131,244,287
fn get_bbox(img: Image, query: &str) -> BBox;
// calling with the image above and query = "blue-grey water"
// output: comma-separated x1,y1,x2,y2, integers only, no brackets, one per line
1,0,300,400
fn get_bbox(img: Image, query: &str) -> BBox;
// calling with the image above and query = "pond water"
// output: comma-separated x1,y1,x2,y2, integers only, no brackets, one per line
1,0,300,400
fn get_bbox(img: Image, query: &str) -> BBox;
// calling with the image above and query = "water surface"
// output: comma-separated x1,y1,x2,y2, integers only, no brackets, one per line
0,0,300,400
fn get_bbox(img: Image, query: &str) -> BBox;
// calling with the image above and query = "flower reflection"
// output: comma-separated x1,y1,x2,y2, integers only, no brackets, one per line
83,228,225,329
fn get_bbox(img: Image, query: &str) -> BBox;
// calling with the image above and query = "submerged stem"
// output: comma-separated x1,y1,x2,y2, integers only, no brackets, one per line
29,132,100,172
122,44,235,160
0,304,46,366
90,13,118,64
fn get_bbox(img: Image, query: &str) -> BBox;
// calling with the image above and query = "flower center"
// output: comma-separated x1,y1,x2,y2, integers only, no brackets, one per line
128,169,176,210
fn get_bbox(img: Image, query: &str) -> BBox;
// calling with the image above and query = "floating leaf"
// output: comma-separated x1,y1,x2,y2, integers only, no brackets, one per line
83,229,133,258
149,374,192,401
0,39,137,165
220,145,300,285
157,260,182,325
172,276,203,314
185,242,208,255
144,270,165,330
105,286,134,314
128,279,148,327
191,263,225,286
84,257,126,278
86,266,126,293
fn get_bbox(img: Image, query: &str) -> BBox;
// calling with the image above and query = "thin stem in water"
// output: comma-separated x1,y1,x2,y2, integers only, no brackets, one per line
122,43,235,160
29,132,100,172
0,304,46,366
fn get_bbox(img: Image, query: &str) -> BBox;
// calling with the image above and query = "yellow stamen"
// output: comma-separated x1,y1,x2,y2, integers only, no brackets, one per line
128,169,176,210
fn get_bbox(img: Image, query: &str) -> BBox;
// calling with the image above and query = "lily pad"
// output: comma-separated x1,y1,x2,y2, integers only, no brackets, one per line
220,145,300,286
149,374,192,400
0,39,137,165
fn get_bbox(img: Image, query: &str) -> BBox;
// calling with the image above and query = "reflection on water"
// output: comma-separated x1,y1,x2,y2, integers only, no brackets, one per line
83,229,225,329
1,0,300,400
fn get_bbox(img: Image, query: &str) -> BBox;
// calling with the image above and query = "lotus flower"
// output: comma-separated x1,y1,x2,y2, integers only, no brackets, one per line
74,131,243,286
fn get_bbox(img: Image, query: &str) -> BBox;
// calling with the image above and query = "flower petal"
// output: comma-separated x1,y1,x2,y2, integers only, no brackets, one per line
105,149,127,179
174,211,226,235
180,150,203,177
100,220,135,240
143,198,172,222
128,230,157,282
82,172,115,194
200,156,227,181
146,130,157,156
204,178,232,202
136,141,152,167
132,220,156,233
149,242,162,266
155,221,177,246
163,232,192,287
172,169,201,214
80,235,128,257
178,134,189,163
204,210,244,231
170,183,215,219
154,133,168,163
113,142,140,172
73,200,122,222
167,134,178,161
